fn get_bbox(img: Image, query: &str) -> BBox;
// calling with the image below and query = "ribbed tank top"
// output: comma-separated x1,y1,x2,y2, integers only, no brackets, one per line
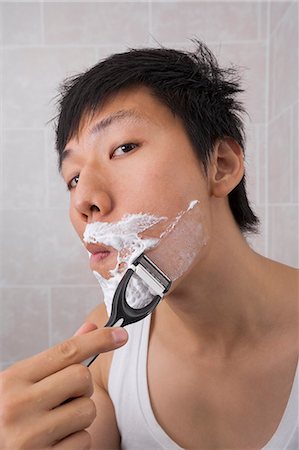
108,314,298,450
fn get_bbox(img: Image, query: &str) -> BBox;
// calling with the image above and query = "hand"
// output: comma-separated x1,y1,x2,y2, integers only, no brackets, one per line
0,323,128,449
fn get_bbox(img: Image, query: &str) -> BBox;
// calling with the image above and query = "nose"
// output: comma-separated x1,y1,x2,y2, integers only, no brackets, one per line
72,169,112,223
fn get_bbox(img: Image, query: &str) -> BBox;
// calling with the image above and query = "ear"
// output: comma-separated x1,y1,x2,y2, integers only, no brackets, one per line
209,138,245,197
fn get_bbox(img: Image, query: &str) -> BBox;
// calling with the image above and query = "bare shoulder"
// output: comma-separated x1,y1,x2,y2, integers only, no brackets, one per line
268,260,299,349
262,255,298,296
272,260,298,299
85,303,115,391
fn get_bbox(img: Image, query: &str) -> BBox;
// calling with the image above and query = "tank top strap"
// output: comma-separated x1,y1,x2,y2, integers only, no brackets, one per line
108,314,183,449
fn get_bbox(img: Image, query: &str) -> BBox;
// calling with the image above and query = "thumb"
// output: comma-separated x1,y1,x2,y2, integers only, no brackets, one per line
74,322,98,336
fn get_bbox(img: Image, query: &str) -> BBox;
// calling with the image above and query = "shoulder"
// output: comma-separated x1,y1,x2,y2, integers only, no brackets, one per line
85,302,115,392
266,260,299,353
272,261,298,305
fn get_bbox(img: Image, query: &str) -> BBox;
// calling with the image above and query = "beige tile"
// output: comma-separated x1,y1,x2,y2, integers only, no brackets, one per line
270,1,293,34
244,124,258,206
3,47,96,129
2,209,97,285
46,127,69,209
257,124,267,205
0,4,2,46
268,108,293,204
0,214,3,288
0,287,49,362
0,131,3,213
44,2,148,46
0,361,14,371
213,42,267,124
258,2,268,41
292,102,298,203
269,205,298,267
50,286,104,346
152,2,259,43
0,17,2,43
3,129,46,209
96,44,140,61
269,2,298,119
2,2,42,45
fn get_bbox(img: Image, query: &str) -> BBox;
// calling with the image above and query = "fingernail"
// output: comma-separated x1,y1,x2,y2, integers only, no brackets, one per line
112,328,128,344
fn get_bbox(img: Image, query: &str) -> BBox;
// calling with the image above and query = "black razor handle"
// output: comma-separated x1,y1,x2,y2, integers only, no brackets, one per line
87,268,162,367
105,267,162,327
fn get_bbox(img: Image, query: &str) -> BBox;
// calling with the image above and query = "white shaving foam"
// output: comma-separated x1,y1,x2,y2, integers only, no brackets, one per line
83,213,166,313
83,200,201,314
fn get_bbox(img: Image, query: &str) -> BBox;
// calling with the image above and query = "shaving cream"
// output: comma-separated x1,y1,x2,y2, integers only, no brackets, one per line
83,200,202,314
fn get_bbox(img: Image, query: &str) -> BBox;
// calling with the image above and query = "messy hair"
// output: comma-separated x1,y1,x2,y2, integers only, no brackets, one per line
52,38,259,234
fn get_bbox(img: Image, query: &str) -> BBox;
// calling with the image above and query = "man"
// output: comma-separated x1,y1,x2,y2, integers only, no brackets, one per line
1,40,297,449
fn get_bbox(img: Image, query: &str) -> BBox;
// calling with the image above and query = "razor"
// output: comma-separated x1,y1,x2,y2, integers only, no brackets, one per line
87,253,171,366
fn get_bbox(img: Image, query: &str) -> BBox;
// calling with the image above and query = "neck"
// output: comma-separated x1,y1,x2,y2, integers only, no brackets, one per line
156,223,290,359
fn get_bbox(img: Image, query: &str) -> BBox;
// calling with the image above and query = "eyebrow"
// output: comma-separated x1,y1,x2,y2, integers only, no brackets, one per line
60,109,150,172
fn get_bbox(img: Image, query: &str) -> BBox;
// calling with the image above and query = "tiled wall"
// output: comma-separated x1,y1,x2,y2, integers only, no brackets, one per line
267,1,298,266
0,1,298,368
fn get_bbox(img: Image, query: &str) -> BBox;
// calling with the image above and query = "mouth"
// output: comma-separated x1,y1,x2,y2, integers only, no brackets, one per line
85,243,114,266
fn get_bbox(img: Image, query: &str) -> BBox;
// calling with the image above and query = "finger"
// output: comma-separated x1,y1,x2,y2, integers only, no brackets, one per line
43,397,96,445
74,322,98,336
32,364,93,410
53,430,91,450
16,327,128,383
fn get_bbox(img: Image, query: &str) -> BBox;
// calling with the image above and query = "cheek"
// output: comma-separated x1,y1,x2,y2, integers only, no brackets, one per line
141,150,207,211
113,129,207,209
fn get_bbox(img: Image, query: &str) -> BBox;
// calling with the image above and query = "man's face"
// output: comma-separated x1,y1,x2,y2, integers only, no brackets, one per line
60,85,210,277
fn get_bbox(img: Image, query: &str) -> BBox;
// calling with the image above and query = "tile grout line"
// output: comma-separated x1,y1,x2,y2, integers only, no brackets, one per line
256,124,260,208
0,207,69,211
44,127,49,208
0,39,3,290
48,286,52,348
0,45,3,214
289,106,294,205
268,102,299,126
257,1,262,42
264,0,271,258
148,0,153,46
2,127,48,131
0,39,270,50
269,1,295,40
297,3,299,208
40,0,45,46
2,284,99,288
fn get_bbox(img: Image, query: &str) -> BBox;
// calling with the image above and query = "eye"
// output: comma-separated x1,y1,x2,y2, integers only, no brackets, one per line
67,175,79,191
112,143,139,157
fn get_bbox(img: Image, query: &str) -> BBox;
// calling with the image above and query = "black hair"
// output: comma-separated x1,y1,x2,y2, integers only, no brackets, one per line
51,38,259,234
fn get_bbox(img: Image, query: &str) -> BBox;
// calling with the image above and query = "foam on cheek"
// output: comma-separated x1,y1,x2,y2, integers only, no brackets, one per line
83,200,204,315
83,213,167,314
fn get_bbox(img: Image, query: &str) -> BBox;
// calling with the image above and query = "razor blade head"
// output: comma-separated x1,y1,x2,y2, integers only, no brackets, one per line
131,253,172,297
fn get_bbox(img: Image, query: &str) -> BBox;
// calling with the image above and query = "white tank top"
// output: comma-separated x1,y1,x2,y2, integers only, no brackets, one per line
108,314,298,450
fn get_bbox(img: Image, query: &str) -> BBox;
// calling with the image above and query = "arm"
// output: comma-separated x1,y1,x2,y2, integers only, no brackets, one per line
85,303,122,450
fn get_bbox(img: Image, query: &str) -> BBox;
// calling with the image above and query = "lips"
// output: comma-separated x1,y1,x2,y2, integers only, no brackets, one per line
85,243,112,255
85,243,114,268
